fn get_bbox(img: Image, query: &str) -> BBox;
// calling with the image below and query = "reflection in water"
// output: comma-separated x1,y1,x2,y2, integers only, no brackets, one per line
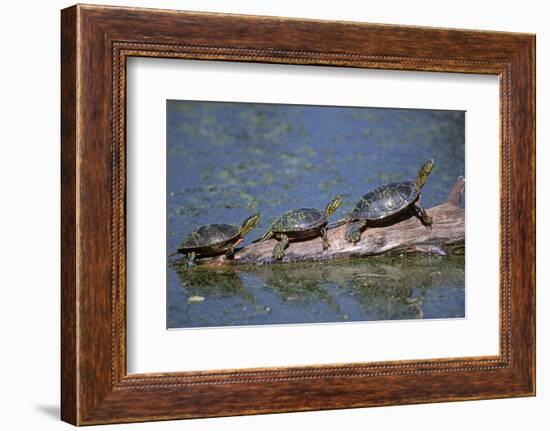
166,101,465,329
168,255,464,328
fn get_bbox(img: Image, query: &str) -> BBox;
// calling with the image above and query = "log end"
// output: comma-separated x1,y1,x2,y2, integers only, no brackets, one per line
446,176,465,206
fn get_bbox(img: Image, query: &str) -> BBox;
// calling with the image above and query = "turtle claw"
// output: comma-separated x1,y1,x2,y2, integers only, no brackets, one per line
421,215,433,229
426,217,433,228
225,245,235,260
413,201,432,228
273,245,285,260
345,221,367,244
186,252,196,268
345,228,362,245
272,235,289,261
320,227,330,251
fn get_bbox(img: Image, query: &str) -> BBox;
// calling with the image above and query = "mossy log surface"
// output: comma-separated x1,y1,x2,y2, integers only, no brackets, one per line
173,177,465,267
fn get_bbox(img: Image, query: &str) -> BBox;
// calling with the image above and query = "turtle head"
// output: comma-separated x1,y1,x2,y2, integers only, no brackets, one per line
239,213,260,236
324,196,343,218
416,159,434,189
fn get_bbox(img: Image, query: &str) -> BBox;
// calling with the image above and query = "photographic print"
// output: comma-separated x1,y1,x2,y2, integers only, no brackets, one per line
60,7,535,423
167,100,465,329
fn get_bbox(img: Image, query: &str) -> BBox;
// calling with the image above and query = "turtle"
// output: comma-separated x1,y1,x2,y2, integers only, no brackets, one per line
337,159,435,244
254,196,342,260
170,213,260,267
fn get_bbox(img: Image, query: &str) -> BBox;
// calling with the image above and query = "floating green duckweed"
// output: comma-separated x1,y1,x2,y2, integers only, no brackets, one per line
166,100,465,329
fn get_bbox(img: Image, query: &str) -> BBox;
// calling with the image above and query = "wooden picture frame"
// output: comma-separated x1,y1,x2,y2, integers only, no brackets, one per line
61,4,535,425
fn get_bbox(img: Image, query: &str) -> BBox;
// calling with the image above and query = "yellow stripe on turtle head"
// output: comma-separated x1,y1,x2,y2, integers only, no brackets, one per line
416,159,434,189
239,212,261,236
324,196,342,218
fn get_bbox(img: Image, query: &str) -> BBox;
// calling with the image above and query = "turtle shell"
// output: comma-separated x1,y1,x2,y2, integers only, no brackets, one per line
270,208,325,233
350,181,419,220
178,223,240,251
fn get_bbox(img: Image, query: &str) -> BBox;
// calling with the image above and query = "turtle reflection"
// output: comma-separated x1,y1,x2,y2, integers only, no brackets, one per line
173,265,248,298
169,255,465,328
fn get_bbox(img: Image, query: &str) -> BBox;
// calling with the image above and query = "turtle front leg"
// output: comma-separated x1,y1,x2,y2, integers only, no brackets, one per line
345,220,367,244
186,251,196,268
225,244,235,260
320,226,330,250
413,201,433,228
273,234,289,260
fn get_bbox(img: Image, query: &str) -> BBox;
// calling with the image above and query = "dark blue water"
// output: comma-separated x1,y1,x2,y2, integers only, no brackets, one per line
166,100,465,329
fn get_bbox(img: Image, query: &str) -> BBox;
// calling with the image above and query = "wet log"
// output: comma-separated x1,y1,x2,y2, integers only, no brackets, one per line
176,176,465,266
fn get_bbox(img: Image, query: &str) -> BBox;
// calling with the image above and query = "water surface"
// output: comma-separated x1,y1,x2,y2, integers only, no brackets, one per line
166,100,465,328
